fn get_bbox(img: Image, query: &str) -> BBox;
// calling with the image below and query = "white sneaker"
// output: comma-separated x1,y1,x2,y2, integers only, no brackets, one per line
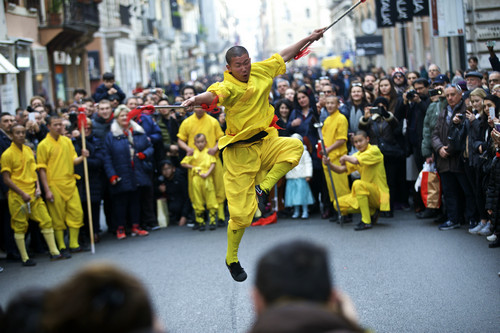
478,222,493,236
487,233,497,242
468,222,485,234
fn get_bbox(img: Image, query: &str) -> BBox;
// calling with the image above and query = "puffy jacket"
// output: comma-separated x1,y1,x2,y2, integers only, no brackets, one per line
103,120,154,194
135,114,162,145
286,145,312,179
431,100,466,173
358,112,402,157
91,114,113,141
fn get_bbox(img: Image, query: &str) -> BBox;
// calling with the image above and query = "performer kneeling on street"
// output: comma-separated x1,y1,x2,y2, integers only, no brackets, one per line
322,130,390,231
182,28,325,282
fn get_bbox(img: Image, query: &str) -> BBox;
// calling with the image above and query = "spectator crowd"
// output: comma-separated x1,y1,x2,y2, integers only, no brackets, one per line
1,43,500,275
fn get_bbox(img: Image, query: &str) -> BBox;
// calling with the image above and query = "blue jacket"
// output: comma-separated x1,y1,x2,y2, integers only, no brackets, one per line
103,120,154,194
91,113,113,141
73,134,104,203
92,83,126,103
135,114,162,145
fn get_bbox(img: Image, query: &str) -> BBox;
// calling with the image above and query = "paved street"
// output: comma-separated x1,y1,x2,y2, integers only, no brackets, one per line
1,211,499,332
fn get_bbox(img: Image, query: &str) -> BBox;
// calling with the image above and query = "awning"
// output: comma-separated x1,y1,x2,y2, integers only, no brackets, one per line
0,53,19,74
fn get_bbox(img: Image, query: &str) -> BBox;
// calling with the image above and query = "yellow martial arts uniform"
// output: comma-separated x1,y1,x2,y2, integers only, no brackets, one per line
336,144,390,223
37,134,83,249
177,112,226,216
0,143,60,260
181,148,218,213
208,53,303,265
322,109,350,202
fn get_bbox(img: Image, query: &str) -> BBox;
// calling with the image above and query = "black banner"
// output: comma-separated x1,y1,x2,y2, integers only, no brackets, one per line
396,0,413,22
376,0,430,28
170,0,182,30
356,36,384,56
375,0,397,27
413,0,430,17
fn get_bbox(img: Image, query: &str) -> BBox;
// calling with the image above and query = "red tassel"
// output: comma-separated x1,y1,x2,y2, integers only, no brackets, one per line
127,107,143,123
294,47,312,60
77,107,87,130
201,95,219,112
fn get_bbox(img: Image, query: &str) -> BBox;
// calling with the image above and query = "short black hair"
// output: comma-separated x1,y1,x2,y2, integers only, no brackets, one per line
355,130,369,138
225,46,249,65
73,89,87,97
46,115,62,126
1,112,12,119
181,85,196,97
255,240,332,305
102,72,115,81
413,78,429,87
468,56,478,63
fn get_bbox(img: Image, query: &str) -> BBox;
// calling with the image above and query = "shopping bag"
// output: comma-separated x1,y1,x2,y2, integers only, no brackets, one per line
156,198,169,228
420,170,442,209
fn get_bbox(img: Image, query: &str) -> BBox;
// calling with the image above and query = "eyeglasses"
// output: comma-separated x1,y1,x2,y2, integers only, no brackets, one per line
489,78,500,83
393,74,404,78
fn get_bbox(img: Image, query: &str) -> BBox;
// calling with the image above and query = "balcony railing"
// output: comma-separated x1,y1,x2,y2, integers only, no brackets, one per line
46,0,99,29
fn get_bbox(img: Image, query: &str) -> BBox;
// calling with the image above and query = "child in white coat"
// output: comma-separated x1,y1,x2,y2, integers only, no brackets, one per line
285,133,315,219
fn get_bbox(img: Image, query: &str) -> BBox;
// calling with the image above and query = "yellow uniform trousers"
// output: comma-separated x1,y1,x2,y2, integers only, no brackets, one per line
223,135,303,230
322,156,350,204
191,175,218,212
8,192,52,233
46,186,84,230
335,180,380,224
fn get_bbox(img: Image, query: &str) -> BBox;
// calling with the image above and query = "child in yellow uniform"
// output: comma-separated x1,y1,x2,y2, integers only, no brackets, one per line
323,130,390,231
182,28,325,281
37,116,89,255
1,124,64,265
177,108,226,227
181,133,218,231
321,96,350,221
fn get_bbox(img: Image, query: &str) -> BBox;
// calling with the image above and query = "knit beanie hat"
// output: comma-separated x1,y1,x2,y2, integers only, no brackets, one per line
372,96,389,108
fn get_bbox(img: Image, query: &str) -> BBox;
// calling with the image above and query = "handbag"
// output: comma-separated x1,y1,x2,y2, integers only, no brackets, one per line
416,162,442,209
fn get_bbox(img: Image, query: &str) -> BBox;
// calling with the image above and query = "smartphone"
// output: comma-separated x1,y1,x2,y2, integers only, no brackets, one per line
489,107,496,119
495,123,500,132
28,112,36,122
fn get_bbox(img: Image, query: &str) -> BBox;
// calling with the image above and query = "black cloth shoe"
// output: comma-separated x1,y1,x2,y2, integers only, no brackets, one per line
22,258,37,267
198,224,206,232
59,248,72,259
226,261,247,282
209,224,216,231
329,214,339,223
49,253,65,261
69,245,90,253
255,185,268,214
354,221,372,231
217,219,226,228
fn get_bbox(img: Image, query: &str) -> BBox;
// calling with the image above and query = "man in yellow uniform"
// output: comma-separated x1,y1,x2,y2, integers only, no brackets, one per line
177,106,226,228
182,28,325,282
321,95,350,222
37,116,89,256
323,130,390,231
181,133,218,231
1,124,64,266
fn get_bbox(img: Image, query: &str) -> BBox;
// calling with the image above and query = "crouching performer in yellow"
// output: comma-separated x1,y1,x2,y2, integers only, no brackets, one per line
182,28,325,282
1,124,64,266
322,130,390,231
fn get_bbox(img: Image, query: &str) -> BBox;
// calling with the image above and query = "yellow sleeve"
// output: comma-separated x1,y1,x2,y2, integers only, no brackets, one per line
208,155,216,164
0,150,12,174
357,145,383,166
207,81,232,106
177,119,189,142
254,53,286,78
336,115,348,141
180,155,193,165
36,140,49,170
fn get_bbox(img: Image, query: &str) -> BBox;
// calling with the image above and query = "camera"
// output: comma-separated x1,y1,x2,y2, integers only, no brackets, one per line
370,107,381,115
406,89,417,100
429,89,442,97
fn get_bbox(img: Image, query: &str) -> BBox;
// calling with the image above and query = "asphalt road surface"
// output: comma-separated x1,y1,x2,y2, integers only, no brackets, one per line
1,210,499,332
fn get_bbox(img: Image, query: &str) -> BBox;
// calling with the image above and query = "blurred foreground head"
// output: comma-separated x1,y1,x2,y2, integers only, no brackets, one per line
43,263,157,333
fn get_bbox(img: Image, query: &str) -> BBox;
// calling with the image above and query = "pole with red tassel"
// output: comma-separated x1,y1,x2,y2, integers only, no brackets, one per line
78,108,95,254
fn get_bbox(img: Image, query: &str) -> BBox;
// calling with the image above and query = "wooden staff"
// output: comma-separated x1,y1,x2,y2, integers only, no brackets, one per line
78,110,95,254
